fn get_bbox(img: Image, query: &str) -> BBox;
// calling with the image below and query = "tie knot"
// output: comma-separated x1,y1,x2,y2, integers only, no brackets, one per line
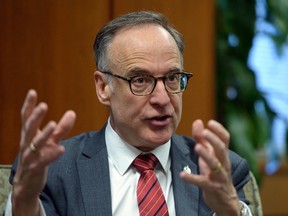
132,153,158,172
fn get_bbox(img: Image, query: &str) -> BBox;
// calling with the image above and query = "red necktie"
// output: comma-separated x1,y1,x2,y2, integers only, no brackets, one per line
132,153,169,216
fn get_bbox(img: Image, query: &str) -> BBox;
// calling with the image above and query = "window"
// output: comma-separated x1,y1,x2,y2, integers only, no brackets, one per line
248,0,288,174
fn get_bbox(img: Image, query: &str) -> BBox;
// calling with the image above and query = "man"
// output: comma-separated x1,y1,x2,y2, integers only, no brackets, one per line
6,11,252,215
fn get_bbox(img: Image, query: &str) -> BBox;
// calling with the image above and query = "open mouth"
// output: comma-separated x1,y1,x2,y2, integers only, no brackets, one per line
149,115,171,126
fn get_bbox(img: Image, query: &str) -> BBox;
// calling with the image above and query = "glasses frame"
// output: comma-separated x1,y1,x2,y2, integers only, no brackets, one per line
100,70,193,96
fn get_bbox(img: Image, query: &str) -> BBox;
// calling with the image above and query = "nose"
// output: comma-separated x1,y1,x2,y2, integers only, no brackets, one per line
149,80,171,105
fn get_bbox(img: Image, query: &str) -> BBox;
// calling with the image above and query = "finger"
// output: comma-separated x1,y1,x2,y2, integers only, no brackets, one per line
22,121,64,174
28,144,65,172
192,119,209,148
207,120,230,147
52,110,76,143
21,89,38,125
180,171,205,185
202,129,230,170
194,144,224,176
192,120,214,152
179,171,218,190
21,121,57,166
22,102,48,146
28,121,57,152
192,119,204,140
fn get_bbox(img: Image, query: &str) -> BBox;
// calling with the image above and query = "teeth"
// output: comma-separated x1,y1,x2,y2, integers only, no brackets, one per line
156,116,167,120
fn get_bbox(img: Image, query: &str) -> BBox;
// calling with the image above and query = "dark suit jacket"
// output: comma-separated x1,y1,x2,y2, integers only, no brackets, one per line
10,126,250,216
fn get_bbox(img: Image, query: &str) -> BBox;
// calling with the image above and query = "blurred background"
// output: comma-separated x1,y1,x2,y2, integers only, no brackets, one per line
0,0,287,215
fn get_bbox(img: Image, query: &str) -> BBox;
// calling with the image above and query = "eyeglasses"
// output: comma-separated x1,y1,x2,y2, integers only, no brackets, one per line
100,71,193,96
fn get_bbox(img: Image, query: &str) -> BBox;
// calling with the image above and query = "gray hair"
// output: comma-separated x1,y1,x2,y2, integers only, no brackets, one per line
93,11,185,72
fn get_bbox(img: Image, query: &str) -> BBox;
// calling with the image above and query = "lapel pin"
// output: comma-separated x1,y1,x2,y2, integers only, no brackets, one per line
183,165,191,174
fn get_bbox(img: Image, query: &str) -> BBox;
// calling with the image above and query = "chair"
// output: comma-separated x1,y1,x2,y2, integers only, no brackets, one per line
0,165,12,215
244,171,263,216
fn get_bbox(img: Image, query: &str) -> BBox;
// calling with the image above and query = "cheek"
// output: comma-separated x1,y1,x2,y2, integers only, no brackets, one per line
172,95,182,115
111,95,144,119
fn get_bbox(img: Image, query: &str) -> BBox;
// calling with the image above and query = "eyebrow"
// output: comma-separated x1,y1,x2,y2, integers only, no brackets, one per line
126,67,182,76
125,68,149,76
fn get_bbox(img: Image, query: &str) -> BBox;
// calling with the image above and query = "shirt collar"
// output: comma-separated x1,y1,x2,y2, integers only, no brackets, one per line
105,118,171,176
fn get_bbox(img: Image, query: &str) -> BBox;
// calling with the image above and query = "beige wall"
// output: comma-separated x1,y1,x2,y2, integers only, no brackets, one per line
0,1,215,164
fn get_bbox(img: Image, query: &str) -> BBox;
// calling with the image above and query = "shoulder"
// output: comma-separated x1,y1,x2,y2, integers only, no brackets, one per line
46,129,107,184
58,128,106,160
61,131,99,150
228,150,250,183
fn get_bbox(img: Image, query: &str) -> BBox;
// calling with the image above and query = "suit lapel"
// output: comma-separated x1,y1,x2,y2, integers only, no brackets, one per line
171,135,200,216
77,127,112,216
74,129,201,215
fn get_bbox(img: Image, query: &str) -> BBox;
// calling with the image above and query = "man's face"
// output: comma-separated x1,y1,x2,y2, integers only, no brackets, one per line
98,24,183,151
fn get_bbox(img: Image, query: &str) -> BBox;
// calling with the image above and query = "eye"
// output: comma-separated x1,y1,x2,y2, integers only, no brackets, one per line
166,73,179,82
131,76,152,85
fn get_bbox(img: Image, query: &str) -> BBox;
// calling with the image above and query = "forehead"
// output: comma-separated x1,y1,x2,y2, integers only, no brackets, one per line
107,24,181,74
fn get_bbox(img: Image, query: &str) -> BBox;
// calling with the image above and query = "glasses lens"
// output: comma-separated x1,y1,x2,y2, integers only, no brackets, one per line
165,73,189,93
128,72,191,96
180,74,188,91
165,73,181,93
130,76,154,95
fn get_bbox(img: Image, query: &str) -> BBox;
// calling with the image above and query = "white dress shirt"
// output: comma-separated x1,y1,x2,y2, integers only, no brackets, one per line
105,119,176,216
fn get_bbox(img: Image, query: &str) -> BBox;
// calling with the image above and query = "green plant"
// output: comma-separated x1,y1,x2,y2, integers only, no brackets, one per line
215,0,288,182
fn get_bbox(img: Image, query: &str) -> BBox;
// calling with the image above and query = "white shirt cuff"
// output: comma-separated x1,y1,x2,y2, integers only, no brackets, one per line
212,201,252,216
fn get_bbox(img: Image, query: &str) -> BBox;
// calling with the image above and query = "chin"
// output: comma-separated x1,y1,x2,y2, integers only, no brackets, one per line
146,131,172,145
137,140,167,152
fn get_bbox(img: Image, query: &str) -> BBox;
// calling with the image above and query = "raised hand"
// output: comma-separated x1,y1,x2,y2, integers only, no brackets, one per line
12,89,76,216
180,119,242,216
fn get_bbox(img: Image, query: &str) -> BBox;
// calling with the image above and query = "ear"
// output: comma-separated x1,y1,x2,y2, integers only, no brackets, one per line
94,71,111,106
